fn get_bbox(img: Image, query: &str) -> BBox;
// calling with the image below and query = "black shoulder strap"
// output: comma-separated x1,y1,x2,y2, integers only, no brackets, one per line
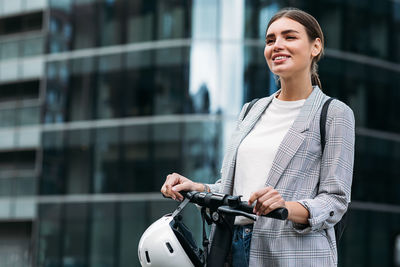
320,98,334,153
319,97,347,243
243,98,259,120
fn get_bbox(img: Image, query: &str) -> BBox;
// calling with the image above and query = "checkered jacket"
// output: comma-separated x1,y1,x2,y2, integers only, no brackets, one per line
208,86,355,266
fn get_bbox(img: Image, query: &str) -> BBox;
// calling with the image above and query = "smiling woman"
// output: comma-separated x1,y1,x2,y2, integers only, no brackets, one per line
160,7,354,267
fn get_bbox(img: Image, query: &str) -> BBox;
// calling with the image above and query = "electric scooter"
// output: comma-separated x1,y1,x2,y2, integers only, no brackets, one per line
162,191,288,267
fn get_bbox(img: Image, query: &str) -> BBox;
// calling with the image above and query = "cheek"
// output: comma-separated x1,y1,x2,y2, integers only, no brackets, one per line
264,47,272,63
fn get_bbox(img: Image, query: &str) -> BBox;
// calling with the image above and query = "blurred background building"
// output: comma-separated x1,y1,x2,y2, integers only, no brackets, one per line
0,0,399,266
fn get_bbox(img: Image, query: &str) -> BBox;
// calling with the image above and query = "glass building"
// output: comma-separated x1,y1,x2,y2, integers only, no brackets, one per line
0,0,399,266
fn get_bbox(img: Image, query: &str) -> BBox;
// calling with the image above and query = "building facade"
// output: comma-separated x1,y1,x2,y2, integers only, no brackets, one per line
0,0,399,266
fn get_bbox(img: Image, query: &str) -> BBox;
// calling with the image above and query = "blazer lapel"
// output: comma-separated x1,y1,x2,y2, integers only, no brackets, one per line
221,94,275,194
265,86,326,189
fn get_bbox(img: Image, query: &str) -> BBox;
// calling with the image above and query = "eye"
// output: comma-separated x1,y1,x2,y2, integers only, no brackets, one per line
266,39,274,45
286,36,296,40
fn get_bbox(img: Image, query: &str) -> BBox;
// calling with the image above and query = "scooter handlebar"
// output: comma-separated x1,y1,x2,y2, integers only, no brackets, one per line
237,201,288,220
178,191,288,220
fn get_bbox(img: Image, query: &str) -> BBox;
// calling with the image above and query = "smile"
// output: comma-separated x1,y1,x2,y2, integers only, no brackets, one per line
273,56,290,61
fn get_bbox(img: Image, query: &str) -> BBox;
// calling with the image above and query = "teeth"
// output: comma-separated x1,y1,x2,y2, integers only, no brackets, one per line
274,56,288,60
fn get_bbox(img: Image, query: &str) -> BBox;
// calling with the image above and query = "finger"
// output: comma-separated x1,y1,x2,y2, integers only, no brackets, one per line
166,184,178,200
254,187,281,209
248,187,272,205
268,200,286,212
258,195,281,215
172,183,193,200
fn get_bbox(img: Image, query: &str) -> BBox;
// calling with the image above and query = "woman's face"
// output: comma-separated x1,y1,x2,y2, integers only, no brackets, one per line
264,17,321,79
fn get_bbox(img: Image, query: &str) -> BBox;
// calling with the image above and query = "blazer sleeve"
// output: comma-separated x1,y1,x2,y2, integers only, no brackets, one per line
294,100,355,233
207,102,250,193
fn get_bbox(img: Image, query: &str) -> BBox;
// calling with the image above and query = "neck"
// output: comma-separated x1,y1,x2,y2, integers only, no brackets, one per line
277,71,314,101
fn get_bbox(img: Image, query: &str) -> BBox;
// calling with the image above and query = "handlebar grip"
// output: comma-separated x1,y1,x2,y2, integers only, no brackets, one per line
238,201,288,220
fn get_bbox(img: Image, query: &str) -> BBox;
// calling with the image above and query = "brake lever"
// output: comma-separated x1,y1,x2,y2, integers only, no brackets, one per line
218,205,257,221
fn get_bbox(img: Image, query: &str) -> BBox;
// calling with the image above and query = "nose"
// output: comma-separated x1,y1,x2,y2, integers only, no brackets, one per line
273,37,284,51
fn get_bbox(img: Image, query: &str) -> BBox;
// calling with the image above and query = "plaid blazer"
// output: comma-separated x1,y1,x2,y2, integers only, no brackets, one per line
209,86,355,266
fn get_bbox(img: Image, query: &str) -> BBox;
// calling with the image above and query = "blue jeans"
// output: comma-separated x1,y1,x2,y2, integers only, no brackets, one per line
231,224,253,267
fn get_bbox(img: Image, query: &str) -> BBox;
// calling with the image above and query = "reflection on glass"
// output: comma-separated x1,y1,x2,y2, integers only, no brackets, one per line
395,234,400,267
156,0,188,40
69,58,95,121
66,130,91,194
90,203,116,266
22,36,44,57
127,0,155,43
63,204,89,266
45,61,69,123
0,108,16,127
73,0,97,49
40,120,222,195
98,0,124,47
93,127,119,193
37,204,62,266
338,209,400,266
0,178,12,196
14,177,36,196
352,135,400,205
0,40,19,60
36,201,183,266
18,106,40,126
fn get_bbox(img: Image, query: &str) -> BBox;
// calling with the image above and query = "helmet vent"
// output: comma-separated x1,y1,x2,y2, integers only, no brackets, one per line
166,242,174,253
145,251,151,263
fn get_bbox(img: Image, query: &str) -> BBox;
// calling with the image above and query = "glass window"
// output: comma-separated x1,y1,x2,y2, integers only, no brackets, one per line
89,203,116,266
244,1,280,40
48,0,72,53
395,234,400,266
37,204,62,267
93,127,120,193
98,0,124,47
40,131,66,195
68,57,95,121
0,108,16,128
97,54,123,119
156,0,191,40
0,222,31,267
352,135,400,205
191,0,218,39
243,45,272,102
338,209,400,266
18,105,40,126
127,0,156,43
65,129,92,194
0,178,12,197
72,0,97,49
0,40,19,60
22,36,44,57
63,203,89,266
44,61,70,123
14,176,36,196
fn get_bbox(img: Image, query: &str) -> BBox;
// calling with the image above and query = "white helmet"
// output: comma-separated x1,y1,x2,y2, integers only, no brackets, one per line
138,215,203,267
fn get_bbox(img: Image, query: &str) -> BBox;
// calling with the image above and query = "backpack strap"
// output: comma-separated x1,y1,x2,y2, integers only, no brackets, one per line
243,98,259,120
320,98,334,154
319,97,348,243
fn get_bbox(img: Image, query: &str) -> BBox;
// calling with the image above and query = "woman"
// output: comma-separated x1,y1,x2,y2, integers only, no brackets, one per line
161,7,354,267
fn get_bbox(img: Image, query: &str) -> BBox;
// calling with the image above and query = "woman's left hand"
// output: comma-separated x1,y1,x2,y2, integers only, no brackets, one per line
248,186,286,216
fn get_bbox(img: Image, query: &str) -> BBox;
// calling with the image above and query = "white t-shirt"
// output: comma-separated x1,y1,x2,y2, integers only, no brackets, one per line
233,95,306,225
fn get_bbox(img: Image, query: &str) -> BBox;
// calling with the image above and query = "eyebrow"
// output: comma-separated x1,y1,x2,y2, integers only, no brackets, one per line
266,29,300,39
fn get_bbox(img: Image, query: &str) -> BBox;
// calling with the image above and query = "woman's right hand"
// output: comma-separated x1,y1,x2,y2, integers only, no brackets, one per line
161,173,204,201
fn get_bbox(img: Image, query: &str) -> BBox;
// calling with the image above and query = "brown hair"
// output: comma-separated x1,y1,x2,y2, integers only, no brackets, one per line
267,7,324,89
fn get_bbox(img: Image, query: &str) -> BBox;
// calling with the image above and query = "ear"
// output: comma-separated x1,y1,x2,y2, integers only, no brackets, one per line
311,38,322,57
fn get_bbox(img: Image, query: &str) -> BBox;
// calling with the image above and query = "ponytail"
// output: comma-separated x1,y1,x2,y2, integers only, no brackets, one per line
311,61,322,89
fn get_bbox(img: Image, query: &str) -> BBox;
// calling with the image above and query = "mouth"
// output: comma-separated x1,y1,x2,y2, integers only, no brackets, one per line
272,54,291,62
